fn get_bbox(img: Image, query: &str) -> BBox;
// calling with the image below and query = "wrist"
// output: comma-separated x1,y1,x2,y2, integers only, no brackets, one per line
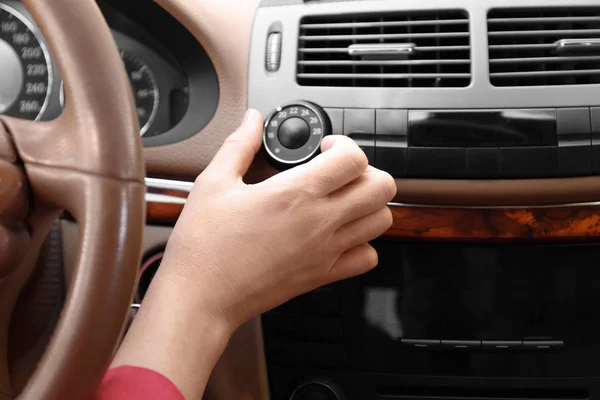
112,268,233,399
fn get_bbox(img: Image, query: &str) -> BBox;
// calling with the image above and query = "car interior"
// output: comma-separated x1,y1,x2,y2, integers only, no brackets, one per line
2,0,600,399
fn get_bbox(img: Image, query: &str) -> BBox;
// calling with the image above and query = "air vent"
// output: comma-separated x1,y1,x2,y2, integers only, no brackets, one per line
488,8,600,87
297,11,471,88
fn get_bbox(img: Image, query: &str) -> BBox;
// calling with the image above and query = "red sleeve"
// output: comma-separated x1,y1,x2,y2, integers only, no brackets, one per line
96,366,184,400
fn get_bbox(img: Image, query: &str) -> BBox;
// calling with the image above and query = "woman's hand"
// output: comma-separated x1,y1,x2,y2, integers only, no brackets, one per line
160,109,396,332
111,109,396,400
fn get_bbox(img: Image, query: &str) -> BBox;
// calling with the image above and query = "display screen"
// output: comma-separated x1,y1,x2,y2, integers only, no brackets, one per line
341,242,600,377
409,110,558,147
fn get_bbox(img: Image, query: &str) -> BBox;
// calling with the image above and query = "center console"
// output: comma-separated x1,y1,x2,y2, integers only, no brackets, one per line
264,242,600,399
248,0,600,398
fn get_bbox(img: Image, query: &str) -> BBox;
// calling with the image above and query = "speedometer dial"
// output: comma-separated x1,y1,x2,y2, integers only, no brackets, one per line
120,50,159,136
0,3,51,120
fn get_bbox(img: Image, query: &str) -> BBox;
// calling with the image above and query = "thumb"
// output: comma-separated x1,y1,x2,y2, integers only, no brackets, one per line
205,109,264,182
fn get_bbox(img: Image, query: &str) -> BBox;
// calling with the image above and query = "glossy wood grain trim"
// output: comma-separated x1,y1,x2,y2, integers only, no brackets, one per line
388,205,600,241
144,179,600,241
146,186,187,225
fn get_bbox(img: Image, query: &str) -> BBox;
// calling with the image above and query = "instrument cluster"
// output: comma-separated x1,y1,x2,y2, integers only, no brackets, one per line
0,0,216,142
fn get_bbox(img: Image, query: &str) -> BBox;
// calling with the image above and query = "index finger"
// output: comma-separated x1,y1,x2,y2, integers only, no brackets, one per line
266,135,369,198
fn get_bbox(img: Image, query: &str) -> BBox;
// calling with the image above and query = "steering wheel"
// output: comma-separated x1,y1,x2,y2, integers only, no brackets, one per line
0,0,145,398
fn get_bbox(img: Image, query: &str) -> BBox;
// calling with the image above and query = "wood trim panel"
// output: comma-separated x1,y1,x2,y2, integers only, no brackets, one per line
146,187,186,225
388,206,600,241
146,187,600,241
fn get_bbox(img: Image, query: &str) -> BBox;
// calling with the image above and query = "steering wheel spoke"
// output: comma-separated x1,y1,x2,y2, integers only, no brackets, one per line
0,0,146,399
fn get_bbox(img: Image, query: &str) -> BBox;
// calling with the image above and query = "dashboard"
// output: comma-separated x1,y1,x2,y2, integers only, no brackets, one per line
0,0,219,146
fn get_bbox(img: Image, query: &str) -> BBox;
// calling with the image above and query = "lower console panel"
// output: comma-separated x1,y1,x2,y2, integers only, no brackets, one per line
262,241,600,399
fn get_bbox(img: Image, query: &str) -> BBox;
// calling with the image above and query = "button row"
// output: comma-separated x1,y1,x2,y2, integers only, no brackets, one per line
400,338,564,352
325,107,600,179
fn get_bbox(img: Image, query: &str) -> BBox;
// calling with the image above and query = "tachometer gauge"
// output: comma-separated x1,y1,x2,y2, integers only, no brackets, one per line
120,50,159,136
0,3,51,120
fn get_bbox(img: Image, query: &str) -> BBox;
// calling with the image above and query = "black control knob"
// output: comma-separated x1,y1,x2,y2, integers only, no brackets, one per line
289,379,345,400
278,117,311,149
263,101,331,169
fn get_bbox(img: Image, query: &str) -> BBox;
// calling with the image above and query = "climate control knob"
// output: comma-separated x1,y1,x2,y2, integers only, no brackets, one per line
289,379,346,400
263,101,331,169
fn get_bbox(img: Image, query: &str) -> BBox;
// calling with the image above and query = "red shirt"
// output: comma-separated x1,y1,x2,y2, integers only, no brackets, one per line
96,366,184,400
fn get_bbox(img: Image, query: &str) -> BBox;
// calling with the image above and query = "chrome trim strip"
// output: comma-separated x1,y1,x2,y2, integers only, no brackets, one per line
145,177,194,193
145,192,187,205
144,177,600,209
348,43,416,57
388,201,600,209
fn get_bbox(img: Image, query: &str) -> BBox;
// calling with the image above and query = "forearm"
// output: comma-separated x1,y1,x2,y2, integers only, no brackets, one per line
111,270,232,400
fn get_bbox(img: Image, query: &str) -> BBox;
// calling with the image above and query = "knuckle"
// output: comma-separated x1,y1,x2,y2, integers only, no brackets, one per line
364,246,379,269
375,170,397,200
381,207,394,230
344,145,369,174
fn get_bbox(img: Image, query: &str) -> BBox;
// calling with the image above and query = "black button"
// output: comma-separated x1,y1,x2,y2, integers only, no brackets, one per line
482,341,523,351
348,133,375,165
278,117,311,149
466,148,501,178
344,108,375,135
262,312,342,341
401,339,441,350
557,108,591,147
591,108,600,175
441,340,481,350
343,109,375,164
376,146,407,177
500,147,558,178
558,146,592,177
376,109,408,142
522,341,564,352
408,147,466,178
325,108,344,135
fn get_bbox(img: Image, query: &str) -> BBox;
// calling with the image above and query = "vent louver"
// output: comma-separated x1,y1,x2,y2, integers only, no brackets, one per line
488,8,600,87
297,11,471,88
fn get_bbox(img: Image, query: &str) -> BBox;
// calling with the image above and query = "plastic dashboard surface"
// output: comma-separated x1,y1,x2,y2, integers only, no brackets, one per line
249,0,600,207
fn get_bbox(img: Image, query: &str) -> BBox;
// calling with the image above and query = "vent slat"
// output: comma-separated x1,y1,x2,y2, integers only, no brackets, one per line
489,44,558,51
299,59,470,66
298,73,472,79
492,69,600,78
299,19,468,30
299,45,471,53
297,11,471,88
300,32,469,41
491,56,600,64
489,16,600,24
488,8,600,87
489,29,600,37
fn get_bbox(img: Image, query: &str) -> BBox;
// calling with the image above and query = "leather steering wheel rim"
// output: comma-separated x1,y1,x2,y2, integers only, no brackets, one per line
0,0,145,398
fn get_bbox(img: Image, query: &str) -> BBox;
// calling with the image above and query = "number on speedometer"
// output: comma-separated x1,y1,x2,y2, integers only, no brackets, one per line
0,4,51,120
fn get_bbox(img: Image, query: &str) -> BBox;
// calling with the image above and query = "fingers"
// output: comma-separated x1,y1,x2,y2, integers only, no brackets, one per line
325,243,379,284
332,207,393,252
268,135,368,198
203,109,264,183
328,166,396,225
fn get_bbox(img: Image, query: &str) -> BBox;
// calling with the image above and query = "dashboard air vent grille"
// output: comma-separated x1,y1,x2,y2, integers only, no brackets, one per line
488,8,600,87
297,11,471,88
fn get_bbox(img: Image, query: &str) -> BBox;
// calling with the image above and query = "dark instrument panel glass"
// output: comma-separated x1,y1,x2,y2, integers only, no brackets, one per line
409,109,558,147
0,0,218,145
